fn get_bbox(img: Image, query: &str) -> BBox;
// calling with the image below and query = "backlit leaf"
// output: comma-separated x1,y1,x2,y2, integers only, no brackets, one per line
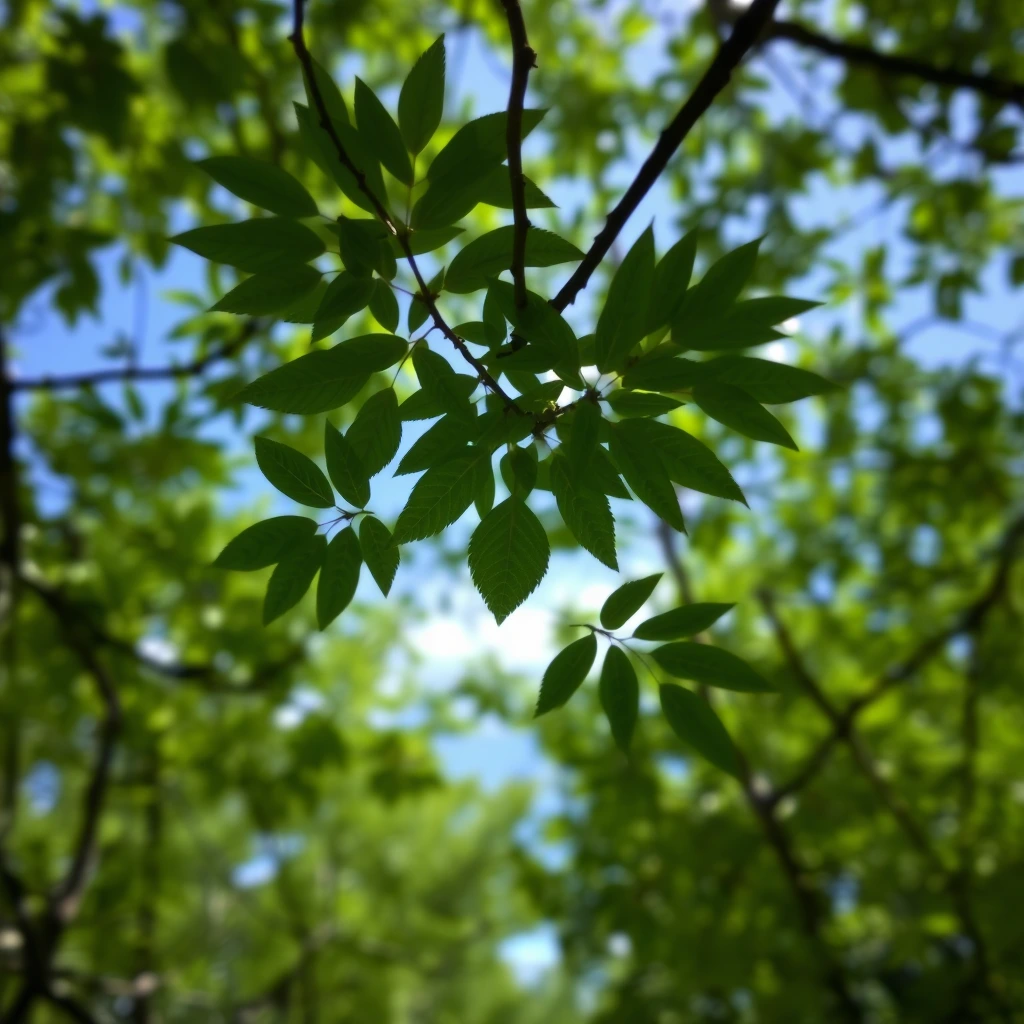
171,219,324,273
692,381,799,450
595,224,654,372
445,226,584,294
469,497,550,624
355,77,413,184
392,452,482,542
398,35,445,154
550,453,617,570
211,265,321,315
346,388,401,476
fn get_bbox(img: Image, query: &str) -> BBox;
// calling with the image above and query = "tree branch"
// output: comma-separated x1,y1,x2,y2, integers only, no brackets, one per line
23,575,300,695
287,0,521,413
550,0,781,312
11,322,261,393
499,0,537,309
767,18,1024,110
775,514,1024,800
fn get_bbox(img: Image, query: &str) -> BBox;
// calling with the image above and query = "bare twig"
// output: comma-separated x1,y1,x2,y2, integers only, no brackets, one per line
767,18,1024,109
11,322,261,393
287,0,521,413
499,0,537,309
551,0,781,311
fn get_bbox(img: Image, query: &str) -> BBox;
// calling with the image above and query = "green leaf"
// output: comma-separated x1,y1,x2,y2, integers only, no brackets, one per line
692,381,798,450
647,230,697,332
679,297,820,352
445,226,583,294
333,217,392,278
369,279,400,332
600,574,662,630
616,419,746,505
609,422,685,531
263,533,326,625
595,224,655,372
474,167,555,209
633,603,734,641
197,156,319,218
412,346,475,423
652,642,773,692
488,282,580,383
500,445,538,497
313,272,374,327
392,226,464,257
659,684,740,778
605,390,682,418
355,77,413,184
550,453,617,570
211,265,321,315
395,415,474,475
324,422,370,508
701,356,838,403
294,103,386,215
565,401,601,474
359,516,400,597
398,35,445,154
427,109,546,182
392,452,482,542
346,388,402,476
317,527,362,629
621,354,704,393
535,633,597,717
302,56,349,127
473,456,495,517
592,446,631,500
255,437,334,508
469,497,550,624
238,335,407,414
600,645,638,752
678,238,762,324
170,218,324,274
213,516,317,570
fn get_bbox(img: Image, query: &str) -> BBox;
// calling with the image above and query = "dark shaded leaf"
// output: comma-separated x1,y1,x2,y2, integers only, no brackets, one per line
255,437,334,508
392,452,482,542
398,35,445,154
197,156,318,218
359,516,399,596
652,642,773,692
211,265,321,315
550,453,617,569
347,388,401,476
213,516,317,570
355,77,413,184
692,381,799,450
600,574,662,630
535,633,597,716
595,224,654,372
633,603,735,641
600,645,638,752
659,684,740,777
263,533,326,624
325,422,370,508
317,527,362,629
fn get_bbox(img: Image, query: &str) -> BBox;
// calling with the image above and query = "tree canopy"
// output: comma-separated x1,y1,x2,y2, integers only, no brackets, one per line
1,0,1023,1020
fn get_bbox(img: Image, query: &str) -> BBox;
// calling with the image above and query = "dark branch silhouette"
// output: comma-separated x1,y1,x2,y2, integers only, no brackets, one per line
551,0,782,312
768,18,1024,109
499,0,537,309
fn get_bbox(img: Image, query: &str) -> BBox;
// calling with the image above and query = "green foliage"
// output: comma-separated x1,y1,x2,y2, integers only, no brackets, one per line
536,633,598,716
9,2,1023,1017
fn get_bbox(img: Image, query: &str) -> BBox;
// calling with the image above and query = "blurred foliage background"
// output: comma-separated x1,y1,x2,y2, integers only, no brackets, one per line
1,0,1023,1021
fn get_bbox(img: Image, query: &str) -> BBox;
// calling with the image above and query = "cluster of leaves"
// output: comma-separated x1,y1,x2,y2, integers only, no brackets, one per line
536,574,772,775
176,35,837,772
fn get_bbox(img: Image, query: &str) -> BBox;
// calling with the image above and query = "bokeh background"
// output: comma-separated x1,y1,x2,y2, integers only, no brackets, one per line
2,0,1023,1020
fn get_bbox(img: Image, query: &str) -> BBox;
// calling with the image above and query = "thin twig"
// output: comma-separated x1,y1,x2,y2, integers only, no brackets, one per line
287,0,521,413
550,0,781,311
499,0,537,309
767,18,1024,109
12,322,261,393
